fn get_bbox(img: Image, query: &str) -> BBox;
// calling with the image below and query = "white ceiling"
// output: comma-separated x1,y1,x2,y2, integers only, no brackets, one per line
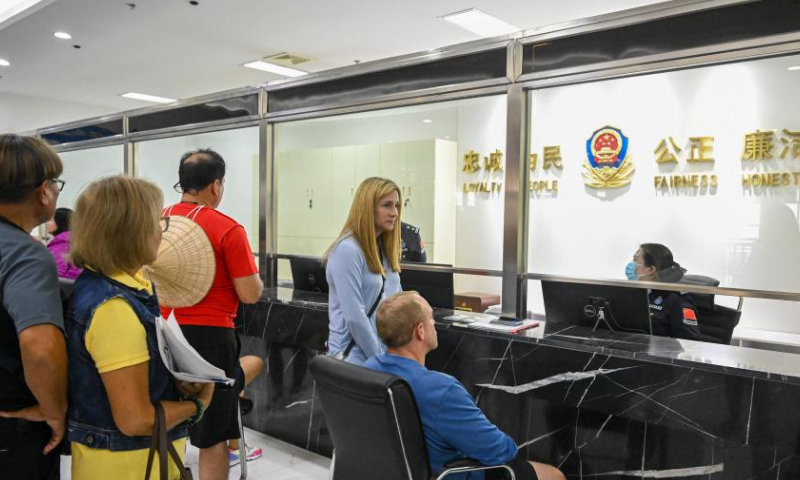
0,0,667,113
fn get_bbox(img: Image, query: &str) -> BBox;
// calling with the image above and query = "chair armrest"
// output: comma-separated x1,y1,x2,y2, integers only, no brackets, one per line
434,460,516,480
444,458,483,469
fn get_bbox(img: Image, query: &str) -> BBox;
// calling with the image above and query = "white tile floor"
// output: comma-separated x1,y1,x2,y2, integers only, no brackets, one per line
60,428,332,480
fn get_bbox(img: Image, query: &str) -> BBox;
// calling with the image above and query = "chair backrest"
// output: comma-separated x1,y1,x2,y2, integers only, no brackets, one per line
680,274,719,310
679,274,741,344
700,305,742,344
309,355,430,480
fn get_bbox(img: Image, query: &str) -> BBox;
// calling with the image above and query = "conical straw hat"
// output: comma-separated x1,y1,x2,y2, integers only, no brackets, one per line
144,215,215,308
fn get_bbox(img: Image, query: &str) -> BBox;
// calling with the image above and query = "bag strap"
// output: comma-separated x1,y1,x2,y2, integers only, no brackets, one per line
342,265,387,359
144,402,194,480
144,415,159,480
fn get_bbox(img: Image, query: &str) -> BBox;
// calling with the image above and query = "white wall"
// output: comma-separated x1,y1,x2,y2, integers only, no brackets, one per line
526,53,800,333
58,145,125,209
278,104,459,152
0,92,115,133
136,127,260,251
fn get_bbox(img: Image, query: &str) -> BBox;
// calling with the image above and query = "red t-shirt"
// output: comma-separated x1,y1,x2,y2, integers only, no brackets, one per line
160,202,258,328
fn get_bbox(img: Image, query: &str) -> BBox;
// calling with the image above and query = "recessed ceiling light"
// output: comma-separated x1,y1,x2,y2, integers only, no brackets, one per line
54,31,71,40
243,60,308,78
439,8,520,38
121,92,176,104
0,59,9,67
422,119,433,124
789,66,800,71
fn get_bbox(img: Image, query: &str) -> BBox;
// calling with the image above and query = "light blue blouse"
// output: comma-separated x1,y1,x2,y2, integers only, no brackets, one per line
326,235,401,364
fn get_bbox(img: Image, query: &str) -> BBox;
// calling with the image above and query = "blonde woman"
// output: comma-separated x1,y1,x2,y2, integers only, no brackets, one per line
66,176,213,480
325,177,403,365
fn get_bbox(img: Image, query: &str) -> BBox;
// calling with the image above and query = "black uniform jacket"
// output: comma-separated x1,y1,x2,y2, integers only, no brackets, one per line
400,222,427,263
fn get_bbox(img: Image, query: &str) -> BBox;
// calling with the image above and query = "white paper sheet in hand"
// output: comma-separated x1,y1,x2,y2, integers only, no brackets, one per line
156,313,234,386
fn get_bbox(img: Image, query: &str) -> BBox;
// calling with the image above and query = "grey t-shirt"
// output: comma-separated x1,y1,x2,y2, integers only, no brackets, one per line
0,218,64,333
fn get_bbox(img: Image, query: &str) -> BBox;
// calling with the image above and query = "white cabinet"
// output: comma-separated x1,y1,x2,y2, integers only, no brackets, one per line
276,139,456,266
354,144,380,182
330,146,356,239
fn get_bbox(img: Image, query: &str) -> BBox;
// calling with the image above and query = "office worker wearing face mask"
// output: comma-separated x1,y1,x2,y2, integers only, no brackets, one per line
626,243,702,341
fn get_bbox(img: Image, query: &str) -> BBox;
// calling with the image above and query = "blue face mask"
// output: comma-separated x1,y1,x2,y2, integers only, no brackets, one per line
625,261,639,280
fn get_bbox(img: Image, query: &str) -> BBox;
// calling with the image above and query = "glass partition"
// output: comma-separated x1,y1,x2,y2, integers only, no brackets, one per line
38,144,125,240
58,144,125,209
136,127,260,252
526,53,800,339
274,95,507,299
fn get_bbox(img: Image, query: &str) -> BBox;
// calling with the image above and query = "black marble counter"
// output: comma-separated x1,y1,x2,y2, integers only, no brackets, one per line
235,287,800,480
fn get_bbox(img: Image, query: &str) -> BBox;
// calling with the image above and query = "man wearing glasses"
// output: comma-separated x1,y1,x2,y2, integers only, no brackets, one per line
0,134,68,480
161,148,263,480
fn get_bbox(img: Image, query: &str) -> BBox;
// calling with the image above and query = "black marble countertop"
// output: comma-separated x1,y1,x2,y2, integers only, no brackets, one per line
257,287,800,385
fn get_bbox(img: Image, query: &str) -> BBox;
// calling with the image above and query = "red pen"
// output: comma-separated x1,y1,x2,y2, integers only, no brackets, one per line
511,322,539,334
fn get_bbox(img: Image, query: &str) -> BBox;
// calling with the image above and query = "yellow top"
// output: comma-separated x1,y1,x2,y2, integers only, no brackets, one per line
71,270,187,480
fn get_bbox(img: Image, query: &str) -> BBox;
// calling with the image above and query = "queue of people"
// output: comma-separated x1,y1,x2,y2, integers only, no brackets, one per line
0,135,263,480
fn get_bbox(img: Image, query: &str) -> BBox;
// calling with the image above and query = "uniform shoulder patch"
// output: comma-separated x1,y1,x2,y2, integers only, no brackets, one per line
682,308,698,326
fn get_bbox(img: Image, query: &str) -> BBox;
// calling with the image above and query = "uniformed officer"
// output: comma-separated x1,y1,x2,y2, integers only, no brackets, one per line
626,243,702,341
400,221,427,263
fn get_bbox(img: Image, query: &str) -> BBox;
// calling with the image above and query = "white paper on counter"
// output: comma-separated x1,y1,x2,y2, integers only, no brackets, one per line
467,318,539,334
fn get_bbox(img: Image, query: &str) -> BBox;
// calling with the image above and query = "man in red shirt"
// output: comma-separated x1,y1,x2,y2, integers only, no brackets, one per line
162,148,263,480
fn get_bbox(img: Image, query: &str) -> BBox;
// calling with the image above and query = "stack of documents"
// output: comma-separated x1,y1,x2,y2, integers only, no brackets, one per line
443,314,539,334
156,313,235,385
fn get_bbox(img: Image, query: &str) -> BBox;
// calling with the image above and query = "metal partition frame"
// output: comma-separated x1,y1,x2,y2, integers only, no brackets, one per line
31,0,800,317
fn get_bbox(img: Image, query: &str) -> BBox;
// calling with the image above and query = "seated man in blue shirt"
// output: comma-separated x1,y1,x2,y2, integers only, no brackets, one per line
364,291,565,480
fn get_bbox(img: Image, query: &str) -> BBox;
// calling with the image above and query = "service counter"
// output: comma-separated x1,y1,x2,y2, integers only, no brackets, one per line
235,288,800,480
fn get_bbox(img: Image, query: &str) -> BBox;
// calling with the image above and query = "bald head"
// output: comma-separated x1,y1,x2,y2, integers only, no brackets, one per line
376,291,432,348
178,148,225,194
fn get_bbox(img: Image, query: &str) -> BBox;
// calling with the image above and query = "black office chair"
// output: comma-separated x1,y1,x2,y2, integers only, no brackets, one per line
680,274,743,345
310,355,516,480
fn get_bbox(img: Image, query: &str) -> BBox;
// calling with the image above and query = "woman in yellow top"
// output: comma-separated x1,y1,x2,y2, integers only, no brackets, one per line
66,176,214,480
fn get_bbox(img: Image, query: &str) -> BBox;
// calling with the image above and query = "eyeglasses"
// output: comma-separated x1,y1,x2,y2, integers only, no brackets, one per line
173,179,223,194
48,178,65,192
160,216,170,233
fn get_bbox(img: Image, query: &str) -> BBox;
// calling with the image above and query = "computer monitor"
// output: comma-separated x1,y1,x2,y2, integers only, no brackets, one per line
400,264,454,309
290,257,329,293
541,280,652,335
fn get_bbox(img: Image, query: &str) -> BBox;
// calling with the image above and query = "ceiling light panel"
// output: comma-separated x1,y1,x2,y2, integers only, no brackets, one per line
439,8,520,38
53,31,71,39
0,59,9,66
243,60,308,78
121,92,176,104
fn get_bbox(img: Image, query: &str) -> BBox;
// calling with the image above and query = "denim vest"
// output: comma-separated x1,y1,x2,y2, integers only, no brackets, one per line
66,270,187,451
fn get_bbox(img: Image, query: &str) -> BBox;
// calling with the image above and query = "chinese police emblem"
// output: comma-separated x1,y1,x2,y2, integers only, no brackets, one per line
583,126,635,189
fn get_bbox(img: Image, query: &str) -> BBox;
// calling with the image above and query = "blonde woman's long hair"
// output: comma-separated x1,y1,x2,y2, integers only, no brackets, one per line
325,177,402,275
